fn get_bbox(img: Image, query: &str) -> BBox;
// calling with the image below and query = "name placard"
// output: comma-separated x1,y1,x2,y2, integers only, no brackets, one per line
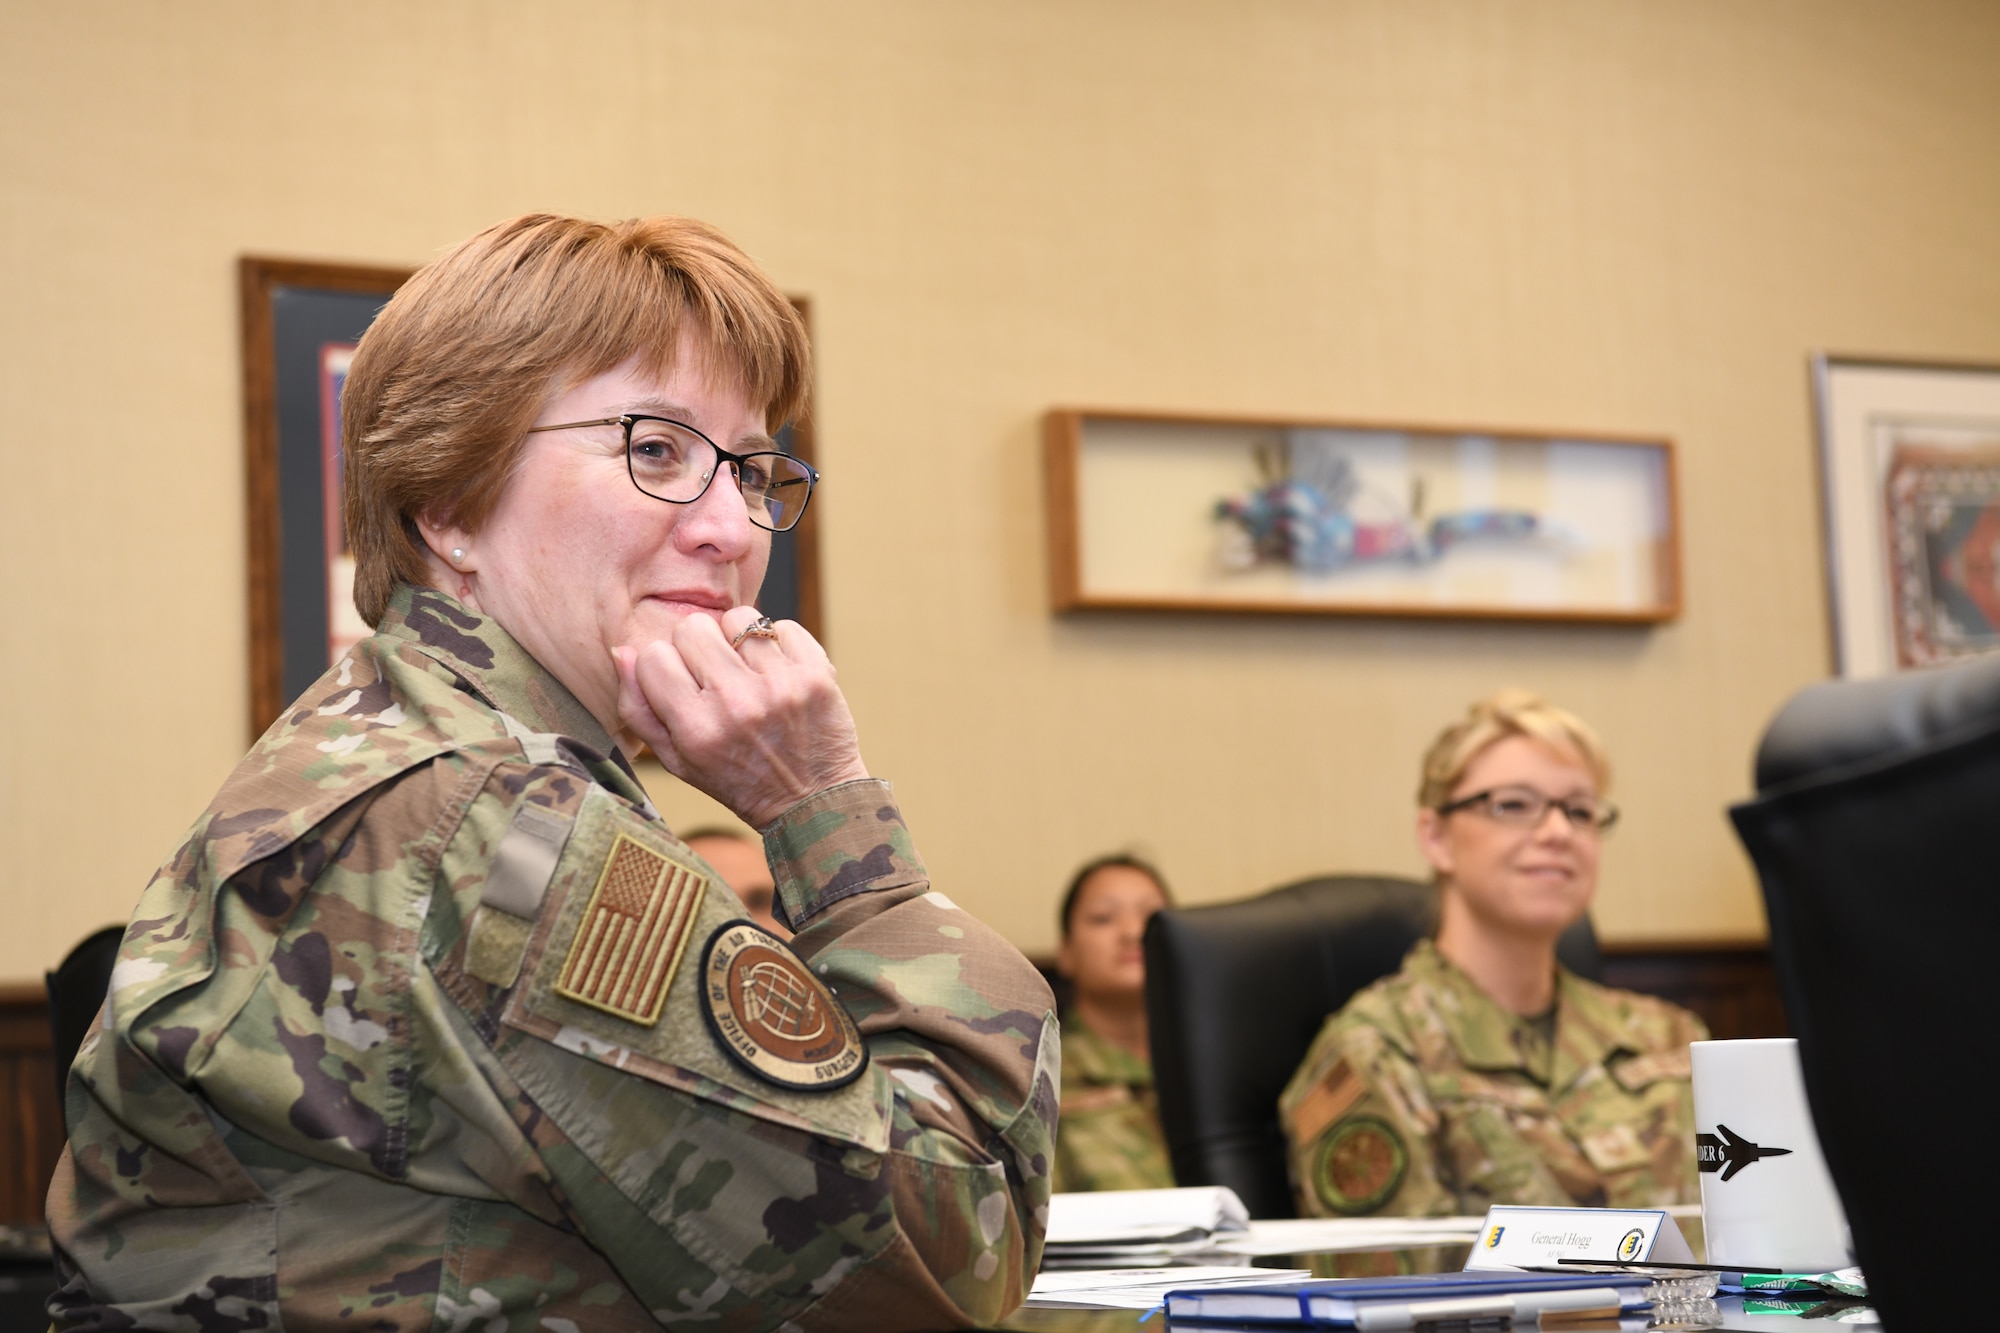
1464,1206,1697,1271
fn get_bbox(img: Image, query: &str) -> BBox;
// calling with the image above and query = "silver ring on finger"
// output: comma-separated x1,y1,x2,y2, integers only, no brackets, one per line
729,615,779,650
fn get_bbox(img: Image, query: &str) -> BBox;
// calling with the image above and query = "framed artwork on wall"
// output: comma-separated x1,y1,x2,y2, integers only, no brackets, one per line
240,256,414,740
760,296,825,658
1044,408,1681,623
241,259,823,739
1812,355,2000,678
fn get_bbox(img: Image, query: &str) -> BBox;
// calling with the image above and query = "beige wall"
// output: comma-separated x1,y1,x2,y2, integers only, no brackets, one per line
3,1,1997,980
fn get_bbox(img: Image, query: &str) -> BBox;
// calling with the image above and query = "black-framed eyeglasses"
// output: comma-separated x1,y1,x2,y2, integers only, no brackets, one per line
1435,785,1620,834
525,414,818,533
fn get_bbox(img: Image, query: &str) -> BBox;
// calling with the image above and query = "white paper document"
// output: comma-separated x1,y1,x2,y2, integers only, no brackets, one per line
1026,1265,1313,1309
1208,1215,1488,1257
1044,1186,1250,1248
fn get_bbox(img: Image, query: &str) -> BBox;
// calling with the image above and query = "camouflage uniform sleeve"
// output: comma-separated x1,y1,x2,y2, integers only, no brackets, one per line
762,779,1060,1315
1278,1008,1458,1218
50,741,1053,1331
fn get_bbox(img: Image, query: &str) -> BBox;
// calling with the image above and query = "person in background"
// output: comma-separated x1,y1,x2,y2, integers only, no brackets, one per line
1053,855,1176,1192
48,213,1054,1330
682,825,788,938
1279,689,1706,1218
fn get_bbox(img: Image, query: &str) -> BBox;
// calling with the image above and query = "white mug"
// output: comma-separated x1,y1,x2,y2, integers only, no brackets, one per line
1689,1037,1854,1272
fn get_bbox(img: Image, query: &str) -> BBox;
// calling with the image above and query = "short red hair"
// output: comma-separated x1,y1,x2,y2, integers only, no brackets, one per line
341,213,810,625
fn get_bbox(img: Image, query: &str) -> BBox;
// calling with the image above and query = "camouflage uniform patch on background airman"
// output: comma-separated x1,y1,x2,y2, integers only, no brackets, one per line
701,921,866,1090
1051,1013,1174,1193
1313,1115,1408,1214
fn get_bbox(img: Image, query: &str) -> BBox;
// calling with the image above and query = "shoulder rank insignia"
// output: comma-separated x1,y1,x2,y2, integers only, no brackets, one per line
1314,1115,1408,1215
700,921,866,1090
554,832,705,1026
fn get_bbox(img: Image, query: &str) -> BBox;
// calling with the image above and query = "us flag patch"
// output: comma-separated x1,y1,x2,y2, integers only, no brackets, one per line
554,834,704,1025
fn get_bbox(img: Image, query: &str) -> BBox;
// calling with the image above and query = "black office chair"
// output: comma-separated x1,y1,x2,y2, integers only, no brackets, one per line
46,924,124,1127
1730,657,2000,1333
3,926,123,1323
1142,874,1601,1219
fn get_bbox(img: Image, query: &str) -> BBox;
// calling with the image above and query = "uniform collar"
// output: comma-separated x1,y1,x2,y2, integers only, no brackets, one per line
377,584,648,804
1061,1010,1154,1088
1407,938,1632,1092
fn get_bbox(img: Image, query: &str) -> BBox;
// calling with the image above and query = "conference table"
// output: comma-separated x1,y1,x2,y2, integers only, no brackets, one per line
998,1294,1874,1333
1000,1237,1471,1333
989,1223,1877,1332
3,1218,1871,1330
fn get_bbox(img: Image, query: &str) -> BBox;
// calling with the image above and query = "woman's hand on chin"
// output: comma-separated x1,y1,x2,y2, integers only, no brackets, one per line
612,606,871,829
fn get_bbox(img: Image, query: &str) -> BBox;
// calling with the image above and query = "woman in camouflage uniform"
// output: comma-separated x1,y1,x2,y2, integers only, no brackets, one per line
48,215,1057,1331
1279,690,1705,1219
1052,856,1176,1193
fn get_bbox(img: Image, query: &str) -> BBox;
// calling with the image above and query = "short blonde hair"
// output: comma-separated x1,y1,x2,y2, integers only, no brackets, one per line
342,213,811,626
1417,689,1611,809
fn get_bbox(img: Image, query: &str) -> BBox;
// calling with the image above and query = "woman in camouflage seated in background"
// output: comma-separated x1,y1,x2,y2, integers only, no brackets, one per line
1279,690,1705,1219
1052,855,1175,1193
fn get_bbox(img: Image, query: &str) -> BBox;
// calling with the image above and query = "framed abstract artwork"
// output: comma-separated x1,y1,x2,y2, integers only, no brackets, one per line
1044,408,1680,623
1812,355,2000,677
242,258,823,739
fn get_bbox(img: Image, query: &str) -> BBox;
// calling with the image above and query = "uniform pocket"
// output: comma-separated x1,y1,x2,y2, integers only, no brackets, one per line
1609,1048,1691,1093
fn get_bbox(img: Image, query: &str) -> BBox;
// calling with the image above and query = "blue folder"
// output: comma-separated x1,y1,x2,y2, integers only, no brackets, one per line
1163,1268,1653,1327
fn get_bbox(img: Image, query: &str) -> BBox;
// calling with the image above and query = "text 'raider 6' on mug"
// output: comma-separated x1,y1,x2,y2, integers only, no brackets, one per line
1690,1038,1854,1273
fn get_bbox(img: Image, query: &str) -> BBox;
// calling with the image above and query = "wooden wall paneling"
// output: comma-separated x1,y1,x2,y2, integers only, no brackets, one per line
1598,942,1788,1041
1038,939,1785,1045
0,986,61,1226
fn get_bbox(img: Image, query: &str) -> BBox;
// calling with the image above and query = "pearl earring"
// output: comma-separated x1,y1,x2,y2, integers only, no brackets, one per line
451,548,466,564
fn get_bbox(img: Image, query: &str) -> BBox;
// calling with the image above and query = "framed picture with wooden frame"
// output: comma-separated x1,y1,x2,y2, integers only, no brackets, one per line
1812,353,2000,677
1044,407,1681,624
241,257,824,740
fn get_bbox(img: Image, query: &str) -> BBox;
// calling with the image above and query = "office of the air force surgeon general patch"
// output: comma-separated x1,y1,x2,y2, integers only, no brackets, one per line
700,920,867,1090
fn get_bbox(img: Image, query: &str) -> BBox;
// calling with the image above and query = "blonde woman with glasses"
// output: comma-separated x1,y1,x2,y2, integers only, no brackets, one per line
1279,690,1706,1219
